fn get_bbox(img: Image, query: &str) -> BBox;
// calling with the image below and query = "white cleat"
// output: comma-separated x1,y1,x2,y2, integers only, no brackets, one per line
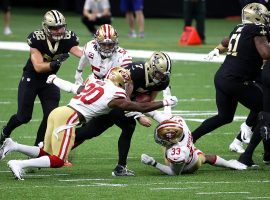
7,160,25,180
0,138,16,160
141,154,155,166
240,122,253,144
229,139,245,154
228,160,247,170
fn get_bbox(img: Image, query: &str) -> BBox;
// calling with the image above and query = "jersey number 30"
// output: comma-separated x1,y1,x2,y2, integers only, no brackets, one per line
73,83,104,104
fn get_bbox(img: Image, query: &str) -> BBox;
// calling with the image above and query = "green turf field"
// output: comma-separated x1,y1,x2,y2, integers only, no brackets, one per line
0,7,270,200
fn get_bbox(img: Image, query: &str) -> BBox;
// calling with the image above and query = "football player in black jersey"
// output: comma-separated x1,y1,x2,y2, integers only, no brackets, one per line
192,3,270,148
73,51,172,176
0,10,82,146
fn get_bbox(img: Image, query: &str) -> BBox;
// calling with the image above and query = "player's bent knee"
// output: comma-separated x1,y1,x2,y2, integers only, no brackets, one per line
49,155,65,168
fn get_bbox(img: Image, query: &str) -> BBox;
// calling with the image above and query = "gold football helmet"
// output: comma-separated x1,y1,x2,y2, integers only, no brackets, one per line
95,24,119,58
154,119,184,147
242,3,269,25
145,51,171,84
42,10,67,41
106,67,131,89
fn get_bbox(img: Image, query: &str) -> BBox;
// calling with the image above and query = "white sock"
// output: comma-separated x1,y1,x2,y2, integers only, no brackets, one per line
213,156,231,168
18,156,51,169
15,143,40,158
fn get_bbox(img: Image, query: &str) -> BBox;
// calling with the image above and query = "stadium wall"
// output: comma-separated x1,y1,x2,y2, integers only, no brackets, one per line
11,0,241,18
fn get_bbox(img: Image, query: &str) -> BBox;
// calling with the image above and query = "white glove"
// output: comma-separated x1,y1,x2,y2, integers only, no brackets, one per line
125,111,145,119
46,74,57,84
163,96,178,107
141,154,156,166
75,70,83,85
204,48,220,61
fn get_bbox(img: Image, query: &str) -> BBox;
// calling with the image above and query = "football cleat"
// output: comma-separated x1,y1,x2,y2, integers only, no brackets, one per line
229,139,245,154
0,138,16,160
141,154,156,166
112,165,135,176
240,122,253,144
227,160,247,170
7,160,25,180
3,27,12,35
238,154,259,168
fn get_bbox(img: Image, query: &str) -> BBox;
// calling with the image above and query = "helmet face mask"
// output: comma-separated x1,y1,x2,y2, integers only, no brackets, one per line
42,10,67,41
106,67,131,89
147,52,171,84
95,24,119,58
154,120,184,147
242,3,270,25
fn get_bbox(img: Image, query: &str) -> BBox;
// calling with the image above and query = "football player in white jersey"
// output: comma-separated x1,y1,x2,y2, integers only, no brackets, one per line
74,23,132,83
0,67,178,180
141,115,247,175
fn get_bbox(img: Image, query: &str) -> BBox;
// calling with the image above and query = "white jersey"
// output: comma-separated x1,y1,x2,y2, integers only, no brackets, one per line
68,78,127,122
78,40,132,79
165,116,202,173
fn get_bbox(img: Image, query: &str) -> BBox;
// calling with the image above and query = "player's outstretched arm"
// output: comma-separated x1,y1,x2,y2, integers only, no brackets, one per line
47,74,82,94
108,96,178,113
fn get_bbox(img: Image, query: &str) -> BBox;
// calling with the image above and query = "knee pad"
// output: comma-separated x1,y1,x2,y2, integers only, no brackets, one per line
49,155,64,168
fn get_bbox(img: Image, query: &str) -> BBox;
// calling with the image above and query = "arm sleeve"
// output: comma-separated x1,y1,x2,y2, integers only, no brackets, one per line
77,47,89,71
53,77,80,94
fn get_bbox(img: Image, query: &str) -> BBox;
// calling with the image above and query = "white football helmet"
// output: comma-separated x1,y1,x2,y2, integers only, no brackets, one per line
154,119,184,147
106,67,131,89
242,3,269,25
95,24,119,58
42,10,67,41
145,51,171,84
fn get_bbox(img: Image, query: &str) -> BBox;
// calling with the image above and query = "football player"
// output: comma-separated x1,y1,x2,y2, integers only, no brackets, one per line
0,67,178,180
74,23,132,84
191,3,270,155
0,10,82,147
73,51,172,176
141,116,247,175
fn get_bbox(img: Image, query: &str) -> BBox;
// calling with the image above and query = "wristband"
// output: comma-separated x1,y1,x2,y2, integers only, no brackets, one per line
152,161,157,167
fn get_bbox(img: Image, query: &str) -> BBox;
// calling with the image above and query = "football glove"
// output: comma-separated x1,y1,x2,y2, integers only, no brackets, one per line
46,74,57,84
125,111,145,119
141,154,156,166
204,48,220,61
75,69,83,85
50,53,70,71
163,96,178,107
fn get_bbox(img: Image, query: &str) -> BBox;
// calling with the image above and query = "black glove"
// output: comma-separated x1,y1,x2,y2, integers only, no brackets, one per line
50,53,70,71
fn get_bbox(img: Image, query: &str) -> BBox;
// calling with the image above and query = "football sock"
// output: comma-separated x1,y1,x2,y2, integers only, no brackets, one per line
18,156,50,169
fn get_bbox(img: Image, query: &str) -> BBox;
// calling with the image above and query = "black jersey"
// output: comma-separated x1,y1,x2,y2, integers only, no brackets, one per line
220,23,268,81
23,29,79,78
125,61,169,99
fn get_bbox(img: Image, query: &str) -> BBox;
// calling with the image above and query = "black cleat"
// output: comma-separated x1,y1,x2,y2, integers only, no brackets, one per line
263,152,270,165
112,165,135,176
238,154,256,167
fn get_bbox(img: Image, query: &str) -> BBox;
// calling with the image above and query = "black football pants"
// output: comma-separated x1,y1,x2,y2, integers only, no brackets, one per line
75,108,136,166
4,72,60,146
192,68,263,143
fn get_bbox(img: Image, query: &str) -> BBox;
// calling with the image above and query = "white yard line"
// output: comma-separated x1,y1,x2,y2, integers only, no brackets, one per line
0,41,225,63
